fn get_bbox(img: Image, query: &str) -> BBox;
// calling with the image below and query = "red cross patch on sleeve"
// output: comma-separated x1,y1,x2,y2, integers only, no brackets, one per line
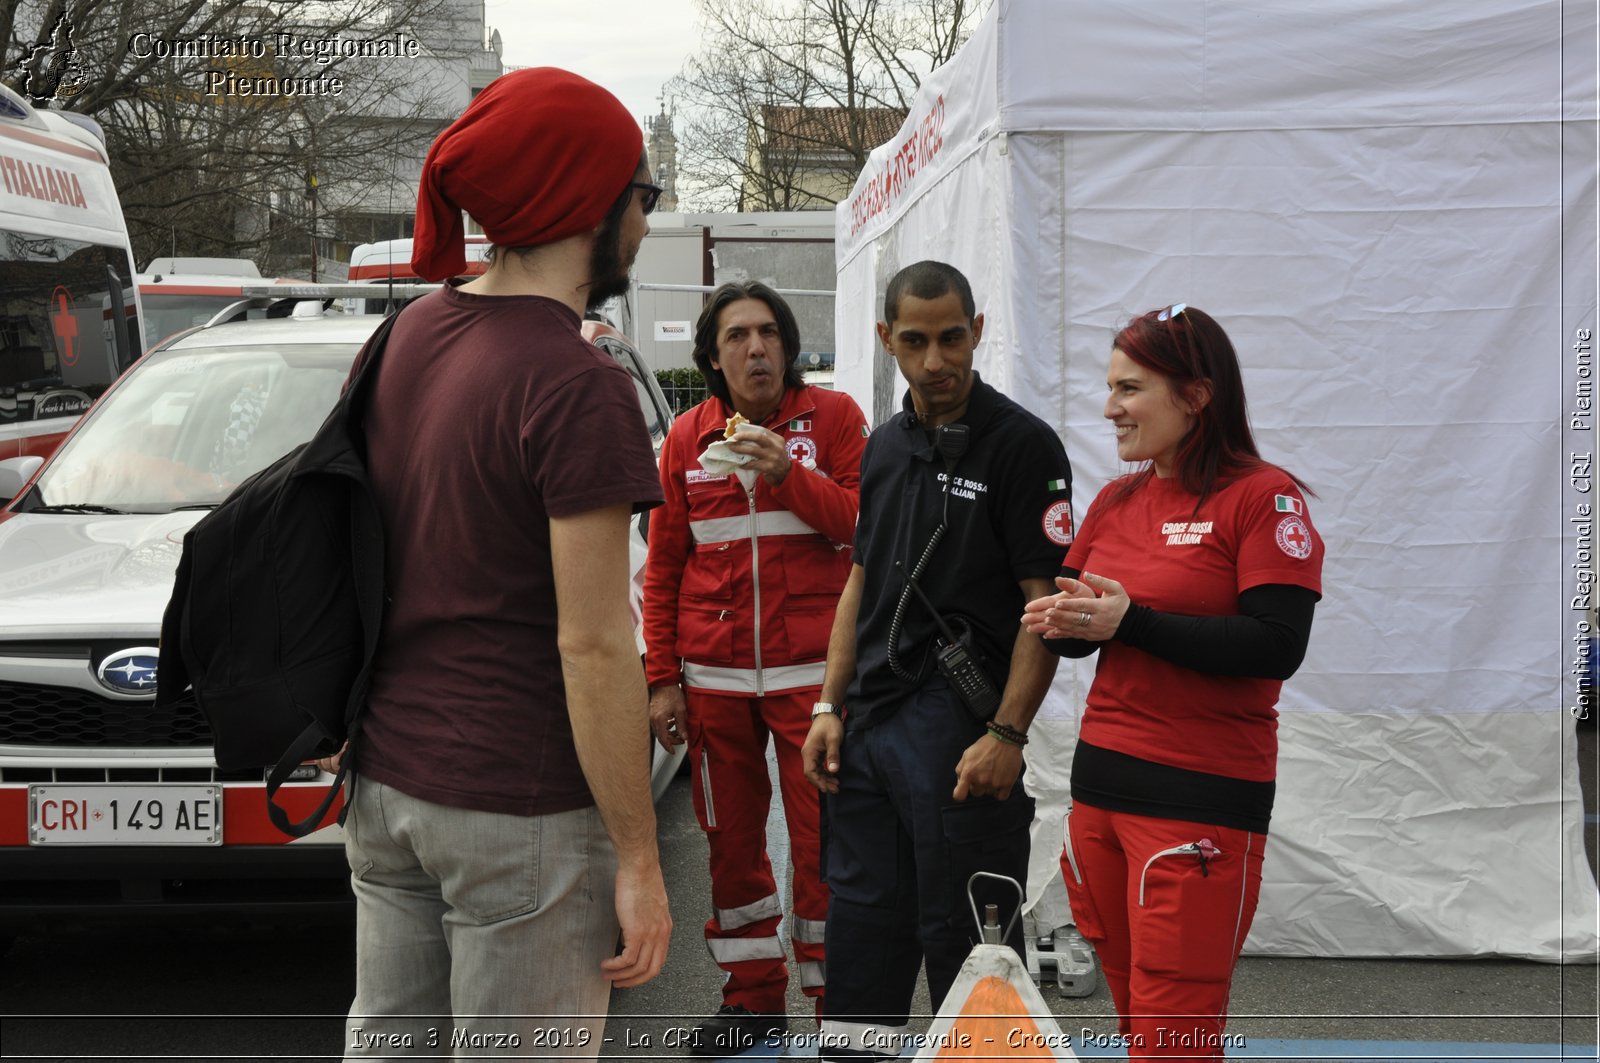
1275,515,1313,559
1043,500,1074,546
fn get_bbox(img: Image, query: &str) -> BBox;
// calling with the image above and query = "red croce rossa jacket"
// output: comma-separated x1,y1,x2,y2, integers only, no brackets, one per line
643,384,868,696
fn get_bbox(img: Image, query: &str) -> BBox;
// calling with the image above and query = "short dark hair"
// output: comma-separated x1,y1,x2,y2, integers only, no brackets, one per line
692,282,805,404
882,260,976,327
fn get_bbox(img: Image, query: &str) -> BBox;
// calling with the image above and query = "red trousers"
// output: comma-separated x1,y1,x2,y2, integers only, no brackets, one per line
686,689,827,1013
1061,803,1265,1059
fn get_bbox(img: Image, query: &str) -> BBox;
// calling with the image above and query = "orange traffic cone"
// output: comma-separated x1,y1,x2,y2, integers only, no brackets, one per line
912,874,1080,1061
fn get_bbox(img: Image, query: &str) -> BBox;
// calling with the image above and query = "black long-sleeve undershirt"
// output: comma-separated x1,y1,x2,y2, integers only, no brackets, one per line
1042,566,1318,680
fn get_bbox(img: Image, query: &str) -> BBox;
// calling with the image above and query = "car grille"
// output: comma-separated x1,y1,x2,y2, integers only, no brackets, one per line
0,682,211,748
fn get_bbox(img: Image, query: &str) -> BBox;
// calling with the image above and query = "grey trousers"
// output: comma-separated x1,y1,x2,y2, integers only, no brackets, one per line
343,776,619,1059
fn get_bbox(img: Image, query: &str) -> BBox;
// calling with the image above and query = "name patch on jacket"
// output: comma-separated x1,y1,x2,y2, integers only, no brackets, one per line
937,472,988,501
1162,520,1213,546
687,468,724,484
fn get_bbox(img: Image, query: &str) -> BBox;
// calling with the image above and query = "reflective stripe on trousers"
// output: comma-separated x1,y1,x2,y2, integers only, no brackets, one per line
717,893,783,932
683,660,827,694
799,960,826,989
793,917,826,944
795,918,826,988
707,935,787,964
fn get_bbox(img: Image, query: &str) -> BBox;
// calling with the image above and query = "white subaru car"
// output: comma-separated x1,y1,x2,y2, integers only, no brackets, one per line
0,297,681,948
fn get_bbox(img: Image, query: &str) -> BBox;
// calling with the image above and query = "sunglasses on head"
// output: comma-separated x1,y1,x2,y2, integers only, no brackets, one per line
631,182,664,215
1156,302,1187,322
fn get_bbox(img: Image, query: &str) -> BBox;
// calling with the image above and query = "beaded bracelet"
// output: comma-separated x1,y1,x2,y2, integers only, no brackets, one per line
986,720,1029,747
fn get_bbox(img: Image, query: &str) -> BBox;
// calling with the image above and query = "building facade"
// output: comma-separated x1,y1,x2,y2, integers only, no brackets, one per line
739,105,903,212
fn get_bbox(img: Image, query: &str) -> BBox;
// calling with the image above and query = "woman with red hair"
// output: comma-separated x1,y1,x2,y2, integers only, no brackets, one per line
1023,304,1324,1058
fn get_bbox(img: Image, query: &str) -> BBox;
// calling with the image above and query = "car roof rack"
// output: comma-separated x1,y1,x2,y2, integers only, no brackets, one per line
236,282,443,301
199,283,446,327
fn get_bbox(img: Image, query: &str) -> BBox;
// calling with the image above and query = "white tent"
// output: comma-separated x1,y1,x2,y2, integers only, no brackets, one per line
834,0,1598,960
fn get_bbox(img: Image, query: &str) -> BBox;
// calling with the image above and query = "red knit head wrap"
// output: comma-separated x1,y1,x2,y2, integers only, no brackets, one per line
411,67,644,282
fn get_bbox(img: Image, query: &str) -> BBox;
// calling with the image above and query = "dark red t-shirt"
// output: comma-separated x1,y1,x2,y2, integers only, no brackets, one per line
356,285,662,815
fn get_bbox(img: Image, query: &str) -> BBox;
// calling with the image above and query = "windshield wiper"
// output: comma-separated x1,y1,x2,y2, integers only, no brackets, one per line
30,503,128,514
171,503,219,511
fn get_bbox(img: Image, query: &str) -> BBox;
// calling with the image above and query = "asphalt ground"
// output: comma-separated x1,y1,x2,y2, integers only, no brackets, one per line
0,728,1592,1061
605,724,1600,1061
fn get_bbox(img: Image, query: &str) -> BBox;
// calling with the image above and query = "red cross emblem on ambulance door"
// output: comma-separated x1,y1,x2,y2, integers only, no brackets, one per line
51,286,79,368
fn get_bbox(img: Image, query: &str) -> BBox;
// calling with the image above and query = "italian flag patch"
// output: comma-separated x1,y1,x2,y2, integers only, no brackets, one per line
860,425,870,437
1046,478,1068,492
789,419,812,432
1275,495,1303,515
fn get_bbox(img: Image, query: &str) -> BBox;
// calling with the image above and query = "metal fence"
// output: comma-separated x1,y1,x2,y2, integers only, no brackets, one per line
630,280,835,377
657,379,708,415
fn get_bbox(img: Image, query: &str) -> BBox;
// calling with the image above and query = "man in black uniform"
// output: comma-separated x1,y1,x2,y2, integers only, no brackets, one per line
801,260,1073,1059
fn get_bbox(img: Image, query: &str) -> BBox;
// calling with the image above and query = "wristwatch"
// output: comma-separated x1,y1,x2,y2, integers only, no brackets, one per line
811,701,841,718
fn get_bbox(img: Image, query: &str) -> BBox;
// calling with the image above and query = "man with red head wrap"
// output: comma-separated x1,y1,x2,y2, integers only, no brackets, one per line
410,67,652,283
340,67,671,1058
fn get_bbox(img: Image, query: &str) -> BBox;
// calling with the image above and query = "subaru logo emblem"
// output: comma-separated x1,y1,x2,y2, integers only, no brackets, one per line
96,647,160,695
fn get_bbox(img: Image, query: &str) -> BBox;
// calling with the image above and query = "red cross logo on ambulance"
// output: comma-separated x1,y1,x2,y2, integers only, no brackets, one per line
1043,500,1074,546
786,435,817,469
50,285,79,368
1275,514,1313,559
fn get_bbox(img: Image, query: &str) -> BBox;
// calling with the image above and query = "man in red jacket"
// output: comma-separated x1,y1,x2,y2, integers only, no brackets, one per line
644,282,868,1056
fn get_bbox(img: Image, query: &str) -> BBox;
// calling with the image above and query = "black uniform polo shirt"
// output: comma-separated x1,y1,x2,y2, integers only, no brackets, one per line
846,374,1073,729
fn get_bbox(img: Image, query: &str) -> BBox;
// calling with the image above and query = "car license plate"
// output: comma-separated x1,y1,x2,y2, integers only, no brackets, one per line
29,785,222,846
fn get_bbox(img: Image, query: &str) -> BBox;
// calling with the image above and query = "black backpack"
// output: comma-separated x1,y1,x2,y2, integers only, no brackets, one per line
155,312,398,837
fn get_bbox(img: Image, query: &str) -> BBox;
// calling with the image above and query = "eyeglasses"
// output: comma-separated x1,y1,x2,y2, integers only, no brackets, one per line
1156,302,1187,322
631,182,664,215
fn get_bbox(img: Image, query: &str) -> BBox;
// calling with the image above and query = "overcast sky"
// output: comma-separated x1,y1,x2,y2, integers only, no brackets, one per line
482,0,704,131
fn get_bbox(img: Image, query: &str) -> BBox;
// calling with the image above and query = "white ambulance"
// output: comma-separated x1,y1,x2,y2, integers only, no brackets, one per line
342,235,491,315
346,235,490,282
0,84,142,463
137,263,309,349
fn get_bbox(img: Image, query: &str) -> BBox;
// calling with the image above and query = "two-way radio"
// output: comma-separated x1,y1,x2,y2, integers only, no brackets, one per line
895,562,1002,720
881,418,1001,719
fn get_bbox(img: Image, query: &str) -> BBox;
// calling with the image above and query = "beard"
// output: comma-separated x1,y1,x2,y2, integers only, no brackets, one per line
584,214,634,312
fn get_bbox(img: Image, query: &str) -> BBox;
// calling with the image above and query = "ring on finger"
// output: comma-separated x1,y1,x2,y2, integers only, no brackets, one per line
1077,610,1092,627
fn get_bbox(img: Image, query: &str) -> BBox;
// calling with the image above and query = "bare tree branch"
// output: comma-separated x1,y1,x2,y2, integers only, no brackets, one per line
5,0,475,272
670,0,987,211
